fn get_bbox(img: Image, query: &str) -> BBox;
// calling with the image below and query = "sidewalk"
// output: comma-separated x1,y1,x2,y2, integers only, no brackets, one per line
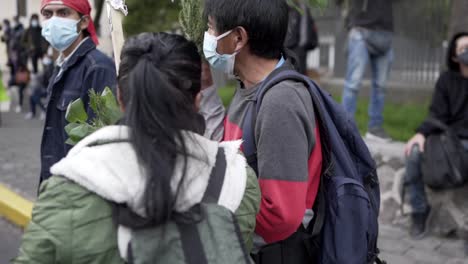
1,109,468,263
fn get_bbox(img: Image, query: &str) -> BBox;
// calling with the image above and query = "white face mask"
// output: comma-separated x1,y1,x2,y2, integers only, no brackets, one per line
31,20,39,27
203,30,238,79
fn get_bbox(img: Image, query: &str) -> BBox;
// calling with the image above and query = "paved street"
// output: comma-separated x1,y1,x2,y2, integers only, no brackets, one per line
1,109,468,263
0,217,21,263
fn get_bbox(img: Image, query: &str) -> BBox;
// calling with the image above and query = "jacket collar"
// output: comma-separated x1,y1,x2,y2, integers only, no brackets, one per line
54,38,96,83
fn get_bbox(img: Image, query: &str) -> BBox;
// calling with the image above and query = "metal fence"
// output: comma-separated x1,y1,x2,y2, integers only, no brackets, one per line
308,0,452,87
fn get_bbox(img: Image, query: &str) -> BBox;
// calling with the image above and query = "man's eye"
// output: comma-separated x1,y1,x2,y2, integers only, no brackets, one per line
58,10,69,17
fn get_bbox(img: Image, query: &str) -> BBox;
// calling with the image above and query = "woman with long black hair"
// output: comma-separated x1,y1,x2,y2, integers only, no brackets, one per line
14,32,260,264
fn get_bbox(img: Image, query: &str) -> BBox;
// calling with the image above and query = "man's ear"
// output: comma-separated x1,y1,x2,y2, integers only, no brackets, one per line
78,15,90,32
233,26,249,52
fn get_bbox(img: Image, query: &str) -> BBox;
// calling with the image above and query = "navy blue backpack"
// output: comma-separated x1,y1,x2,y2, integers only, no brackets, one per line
243,68,384,264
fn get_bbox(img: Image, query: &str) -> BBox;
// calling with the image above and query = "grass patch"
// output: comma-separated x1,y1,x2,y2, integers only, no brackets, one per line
218,84,429,142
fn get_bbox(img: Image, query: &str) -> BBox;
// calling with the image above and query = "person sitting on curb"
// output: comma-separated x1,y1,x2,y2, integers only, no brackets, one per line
13,32,260,264
403,32,468,240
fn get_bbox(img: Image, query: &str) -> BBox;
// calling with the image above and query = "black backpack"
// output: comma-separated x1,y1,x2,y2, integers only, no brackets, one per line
243,68,384,264
421,118,468,189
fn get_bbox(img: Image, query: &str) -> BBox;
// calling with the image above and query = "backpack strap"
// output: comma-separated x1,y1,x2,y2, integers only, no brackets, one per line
242,67,321,174
202,147,227,203
178,147,227,264
242,67,329,238
177,219,209,264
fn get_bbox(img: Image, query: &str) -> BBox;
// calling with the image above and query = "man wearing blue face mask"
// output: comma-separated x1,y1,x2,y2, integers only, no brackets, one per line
38,0,116,184
202,1,323,262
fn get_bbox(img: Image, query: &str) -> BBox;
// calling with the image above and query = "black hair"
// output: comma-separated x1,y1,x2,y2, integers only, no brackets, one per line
447,32,468,72
3,19,10,25
77,12,90,37
30,14,39,20
204,0,288,59
118,32,203,225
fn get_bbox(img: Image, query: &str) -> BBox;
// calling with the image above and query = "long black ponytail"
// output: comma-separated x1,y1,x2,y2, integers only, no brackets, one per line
118,32,203,225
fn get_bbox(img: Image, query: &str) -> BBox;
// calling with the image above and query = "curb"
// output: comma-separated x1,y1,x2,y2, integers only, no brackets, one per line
0,184,33,228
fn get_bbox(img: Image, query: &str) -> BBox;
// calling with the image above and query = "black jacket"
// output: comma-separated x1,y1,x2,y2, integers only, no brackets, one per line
417,71,468,139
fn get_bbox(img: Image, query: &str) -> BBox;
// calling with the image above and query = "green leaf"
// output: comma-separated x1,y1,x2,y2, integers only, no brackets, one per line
64,123,81,135
65,138,78,146
99,87,123,125
65,99,88,123
68,123,95,142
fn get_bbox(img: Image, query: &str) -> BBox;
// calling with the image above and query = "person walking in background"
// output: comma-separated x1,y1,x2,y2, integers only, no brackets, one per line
14,63,30,113
8,16,26,88
25,56,54,120
284,0,319,74
1,19,14,77
22,14,48,74
403,32,468,241
13,32,260,264
39,0,116,183
337,0,396,142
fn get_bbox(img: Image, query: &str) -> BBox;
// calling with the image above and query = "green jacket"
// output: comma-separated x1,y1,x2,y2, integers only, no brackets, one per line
13,126,260,264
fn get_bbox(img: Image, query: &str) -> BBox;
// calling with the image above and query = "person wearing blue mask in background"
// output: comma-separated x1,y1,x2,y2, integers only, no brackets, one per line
22,14,48,74
39,0,116,184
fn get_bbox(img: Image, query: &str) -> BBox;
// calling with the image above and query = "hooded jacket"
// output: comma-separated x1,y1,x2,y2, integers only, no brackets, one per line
14,126,260,264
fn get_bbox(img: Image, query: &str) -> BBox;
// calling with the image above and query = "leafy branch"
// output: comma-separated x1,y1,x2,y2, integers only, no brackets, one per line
64,87,123,145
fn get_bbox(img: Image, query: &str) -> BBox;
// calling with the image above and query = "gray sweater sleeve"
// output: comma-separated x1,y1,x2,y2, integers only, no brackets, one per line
199,85,225,141
255,81,316,182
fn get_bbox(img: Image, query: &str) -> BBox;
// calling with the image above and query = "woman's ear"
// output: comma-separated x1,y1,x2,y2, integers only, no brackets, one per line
117,87,126,112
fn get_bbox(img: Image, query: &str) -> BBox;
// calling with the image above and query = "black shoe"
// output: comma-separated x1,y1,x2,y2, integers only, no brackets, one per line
409,207,431,240
365,127,392,143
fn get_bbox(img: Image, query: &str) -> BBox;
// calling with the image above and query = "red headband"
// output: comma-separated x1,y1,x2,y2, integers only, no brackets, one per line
41,0,99,45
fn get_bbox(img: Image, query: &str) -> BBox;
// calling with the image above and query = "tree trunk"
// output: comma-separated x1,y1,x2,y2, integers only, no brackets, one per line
448,0,468,38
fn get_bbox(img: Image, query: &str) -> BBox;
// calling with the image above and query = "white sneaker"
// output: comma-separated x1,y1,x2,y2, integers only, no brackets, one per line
24,112,34,120
15,106,22,113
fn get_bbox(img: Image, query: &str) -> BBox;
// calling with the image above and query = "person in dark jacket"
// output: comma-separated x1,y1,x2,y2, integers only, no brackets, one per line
39,0,116,183
1,19,14,77
22,14,48,74
284,0,318,74
403,32,468,240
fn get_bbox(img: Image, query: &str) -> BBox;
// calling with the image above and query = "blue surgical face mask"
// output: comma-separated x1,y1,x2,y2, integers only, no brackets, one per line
42,16,81,52
203,30,238,79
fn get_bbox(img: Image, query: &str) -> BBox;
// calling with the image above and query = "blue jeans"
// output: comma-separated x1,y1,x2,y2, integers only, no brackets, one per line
404,141,468,214
342,28,394,129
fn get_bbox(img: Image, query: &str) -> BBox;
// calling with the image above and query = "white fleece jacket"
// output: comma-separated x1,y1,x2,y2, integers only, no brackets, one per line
50,125,248,259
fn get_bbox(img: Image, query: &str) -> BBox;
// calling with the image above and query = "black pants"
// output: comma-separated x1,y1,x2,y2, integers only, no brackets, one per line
18,84,27,107
30,51,41,74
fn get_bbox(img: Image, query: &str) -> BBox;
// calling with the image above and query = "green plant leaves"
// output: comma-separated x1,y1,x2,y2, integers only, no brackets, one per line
64,87,123,146
65,99,88,123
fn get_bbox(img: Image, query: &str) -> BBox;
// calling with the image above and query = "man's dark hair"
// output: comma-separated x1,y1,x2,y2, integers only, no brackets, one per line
447,32,468,72
204,0,288,59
